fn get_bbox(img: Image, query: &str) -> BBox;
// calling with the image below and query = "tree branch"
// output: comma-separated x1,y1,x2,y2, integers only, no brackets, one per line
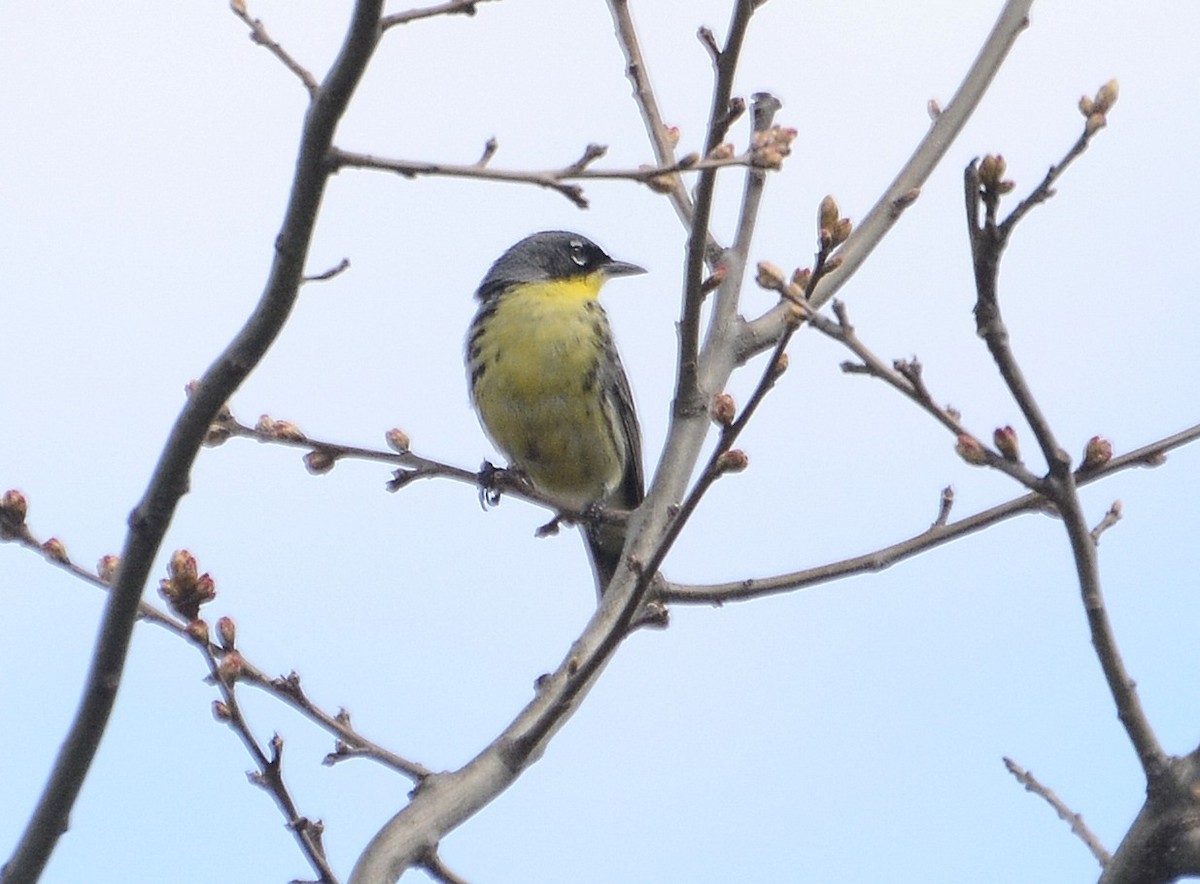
742,0,1033,352
1004,756,1110,867
662,424,1200,604
1,5,385,879
380,0,499,30
677,1,759,412
961,107,1169,783
329,144,759,209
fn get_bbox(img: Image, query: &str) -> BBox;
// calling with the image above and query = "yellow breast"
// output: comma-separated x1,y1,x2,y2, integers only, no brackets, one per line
467,276,626,509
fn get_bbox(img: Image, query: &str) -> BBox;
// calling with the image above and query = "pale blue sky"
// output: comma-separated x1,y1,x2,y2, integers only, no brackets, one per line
3,1,1199,881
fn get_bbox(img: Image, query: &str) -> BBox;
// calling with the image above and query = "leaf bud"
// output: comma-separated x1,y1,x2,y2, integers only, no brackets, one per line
0,489,28,534
170,549,199,584
755,261,786,291
217,650,245,684
304,449,337,475
386,428,411,453
185,619,210,645
955,434,989,466
709,393,736,427
818,195,840,233
715,449,749,474
978,154,1007,187
993,425,1021,462
97,554,120,584
41,537,69,564
833,218,853,247
272,421,306,442
217,616,237,650
1093,79,1119,115
1082,436,1113,470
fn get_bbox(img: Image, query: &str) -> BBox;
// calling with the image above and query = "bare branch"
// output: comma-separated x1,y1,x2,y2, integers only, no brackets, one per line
963,111,1166,781
381,0,500,30
204,647,339,883
606,0,715,243
742,0,1034,351
230,0,320,96
801,300,1046,493
678,0,761,412
932,485,955,529
0,514,432,785
1,6,386,876
329,145,760,209
263,673,432,781
420,848,470,884
1004,757,1111,867
1090,500,1123,544
304,258,351,283
662,424,1200,605
807,0,1031,310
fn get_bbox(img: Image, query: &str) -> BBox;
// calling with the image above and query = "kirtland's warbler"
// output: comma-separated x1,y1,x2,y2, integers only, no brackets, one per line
466,231,646,593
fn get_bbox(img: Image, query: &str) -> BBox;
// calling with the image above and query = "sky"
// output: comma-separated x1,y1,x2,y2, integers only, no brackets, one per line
3,1,1199,882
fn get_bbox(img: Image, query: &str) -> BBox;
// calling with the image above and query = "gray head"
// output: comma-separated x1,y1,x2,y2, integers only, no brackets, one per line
476,231,645,300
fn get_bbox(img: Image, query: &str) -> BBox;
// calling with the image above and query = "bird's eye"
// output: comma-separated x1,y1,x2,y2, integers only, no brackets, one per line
569,240,588,267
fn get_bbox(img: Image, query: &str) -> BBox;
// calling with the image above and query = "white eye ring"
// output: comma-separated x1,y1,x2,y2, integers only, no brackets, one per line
569,240,587,267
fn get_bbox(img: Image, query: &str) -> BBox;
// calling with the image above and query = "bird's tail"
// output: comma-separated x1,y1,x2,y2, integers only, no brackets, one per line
583,520,627,597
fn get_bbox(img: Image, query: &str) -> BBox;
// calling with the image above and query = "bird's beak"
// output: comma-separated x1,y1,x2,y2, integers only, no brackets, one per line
602,259,647,279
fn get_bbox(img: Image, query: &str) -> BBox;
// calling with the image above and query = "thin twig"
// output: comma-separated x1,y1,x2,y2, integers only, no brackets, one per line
304,258,351,283
678,0,760,413
0,519,432,782
381,0,499,29
607,0,717,249
258,672,432,781
662,424,1200,604
963,116,1167,781
1090,500,1123,544
803,299,1045,492
231,1,320,96
999,128,1096,234
329,145,758,209
739,0,1034,356
805,0,1032,311
420,848,471,884
202,645,340,883
1004,757,1111,867
932,485,955,529
1,8,386,876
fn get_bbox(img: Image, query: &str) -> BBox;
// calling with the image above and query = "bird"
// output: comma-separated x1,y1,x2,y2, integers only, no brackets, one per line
466,231,646,594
